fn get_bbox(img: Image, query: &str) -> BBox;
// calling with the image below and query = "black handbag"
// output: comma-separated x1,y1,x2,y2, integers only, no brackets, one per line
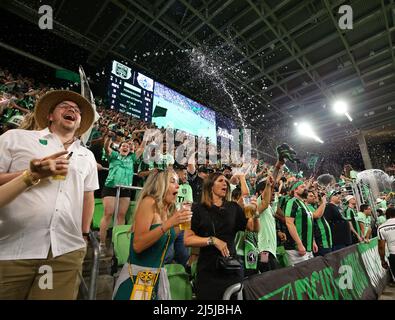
216,256,242,273
210,216,242,273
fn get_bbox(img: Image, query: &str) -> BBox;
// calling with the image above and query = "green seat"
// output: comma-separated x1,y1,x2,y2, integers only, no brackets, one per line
165,264,193,300
112,225,132,266
125,201,137,225
92,198,113,230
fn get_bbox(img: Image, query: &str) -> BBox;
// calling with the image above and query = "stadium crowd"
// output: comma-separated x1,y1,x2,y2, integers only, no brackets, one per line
0,67,395,300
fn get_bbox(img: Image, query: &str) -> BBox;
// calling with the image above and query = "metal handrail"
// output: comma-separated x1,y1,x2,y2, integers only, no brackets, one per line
88,230,100,300
113,185,143,227
222,283,243,300
78,230,100,300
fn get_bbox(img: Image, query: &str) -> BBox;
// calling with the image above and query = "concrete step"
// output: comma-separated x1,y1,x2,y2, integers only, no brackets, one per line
379,284,395,300
78,275,114,300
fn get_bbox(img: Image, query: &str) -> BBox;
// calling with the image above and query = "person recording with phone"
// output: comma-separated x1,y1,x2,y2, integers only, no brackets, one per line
184,172,260,300
0,90,99,299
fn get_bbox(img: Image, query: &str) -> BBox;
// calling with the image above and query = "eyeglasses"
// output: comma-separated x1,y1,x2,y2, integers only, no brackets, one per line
57,103,82,114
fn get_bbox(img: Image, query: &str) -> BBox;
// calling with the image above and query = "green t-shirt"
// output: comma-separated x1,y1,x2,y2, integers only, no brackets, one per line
105,151,136,188
356,212,371,237
285,197,313,252
309,204,332,249
246,180,256,196
377,215,387,226
344,207,361,236
157,153,174,167
177,183,193,203
256,196,278,257
377,200,387,211
350,170,358,179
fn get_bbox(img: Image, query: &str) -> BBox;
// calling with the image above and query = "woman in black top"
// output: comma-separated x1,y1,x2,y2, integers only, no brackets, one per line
184,172,260,300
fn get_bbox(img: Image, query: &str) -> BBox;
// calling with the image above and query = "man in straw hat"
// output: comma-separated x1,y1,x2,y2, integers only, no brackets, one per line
0,90,99,299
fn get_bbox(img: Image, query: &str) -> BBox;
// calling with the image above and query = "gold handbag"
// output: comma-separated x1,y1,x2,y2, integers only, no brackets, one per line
128,229,171,300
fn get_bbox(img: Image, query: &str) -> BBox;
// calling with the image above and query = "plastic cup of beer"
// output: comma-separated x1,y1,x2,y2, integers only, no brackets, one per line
243,196,255,219
53,152,72,180
178,201,192,231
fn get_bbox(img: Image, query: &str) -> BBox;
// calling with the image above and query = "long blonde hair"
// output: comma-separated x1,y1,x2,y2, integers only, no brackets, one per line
132,169,177,225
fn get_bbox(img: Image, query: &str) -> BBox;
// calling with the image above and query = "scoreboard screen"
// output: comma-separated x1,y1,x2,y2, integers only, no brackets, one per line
108,60,154,122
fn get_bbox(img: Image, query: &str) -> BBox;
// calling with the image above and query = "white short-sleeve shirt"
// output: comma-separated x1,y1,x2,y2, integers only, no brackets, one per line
0,128,99,259
378,218,395,255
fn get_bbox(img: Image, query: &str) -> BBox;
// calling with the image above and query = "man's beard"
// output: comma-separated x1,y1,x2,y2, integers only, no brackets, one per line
225,174,232,180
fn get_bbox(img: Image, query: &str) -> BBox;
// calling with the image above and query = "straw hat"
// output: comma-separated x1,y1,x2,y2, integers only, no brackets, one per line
34,90,94,135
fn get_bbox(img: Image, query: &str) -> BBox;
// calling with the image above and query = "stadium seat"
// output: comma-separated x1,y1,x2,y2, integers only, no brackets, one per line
92,200,137,230
125,201,137,225
92,198,110,230
165,264,193,300
112,225,132,266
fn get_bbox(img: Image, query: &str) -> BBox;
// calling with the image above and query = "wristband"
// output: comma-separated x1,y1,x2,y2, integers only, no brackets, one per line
22,170,41,187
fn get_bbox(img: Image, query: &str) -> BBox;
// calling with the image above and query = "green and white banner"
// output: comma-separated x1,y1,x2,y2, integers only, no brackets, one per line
243,238,389,300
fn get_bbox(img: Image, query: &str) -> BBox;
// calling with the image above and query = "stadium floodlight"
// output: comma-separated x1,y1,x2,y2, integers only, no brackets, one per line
333,100,353,122
297,122,324,144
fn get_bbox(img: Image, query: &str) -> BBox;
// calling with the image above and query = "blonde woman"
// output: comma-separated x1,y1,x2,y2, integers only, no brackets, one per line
113,169,192,300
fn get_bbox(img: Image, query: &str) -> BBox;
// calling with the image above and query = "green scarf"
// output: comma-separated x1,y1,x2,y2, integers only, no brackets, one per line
244,231,258,270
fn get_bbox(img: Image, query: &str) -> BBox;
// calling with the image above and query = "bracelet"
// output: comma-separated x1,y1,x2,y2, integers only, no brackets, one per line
82,232,90,237
22,170,41,187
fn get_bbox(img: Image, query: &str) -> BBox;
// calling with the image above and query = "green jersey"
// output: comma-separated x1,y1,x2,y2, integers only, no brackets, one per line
350,170,358,179
105,151,136,188
344,207,361,236
285,197,314,252
309,204,332,249
157,153,174,168
177,183,193,203
279,195,291,212
356,212,371,237
377,215,387,226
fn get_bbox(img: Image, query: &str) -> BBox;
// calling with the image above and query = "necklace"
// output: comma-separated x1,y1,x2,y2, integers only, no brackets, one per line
63,136,76,147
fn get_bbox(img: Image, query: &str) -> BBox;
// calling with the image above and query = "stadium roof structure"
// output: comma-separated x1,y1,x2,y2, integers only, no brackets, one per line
2,0,395,153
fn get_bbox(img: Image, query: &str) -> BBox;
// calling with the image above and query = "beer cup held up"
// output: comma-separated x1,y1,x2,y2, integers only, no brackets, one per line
243,196,256,219
178,201,192,231
52,152,73,180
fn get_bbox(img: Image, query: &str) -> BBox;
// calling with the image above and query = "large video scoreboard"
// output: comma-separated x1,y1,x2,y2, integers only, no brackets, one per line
108,60,153,122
